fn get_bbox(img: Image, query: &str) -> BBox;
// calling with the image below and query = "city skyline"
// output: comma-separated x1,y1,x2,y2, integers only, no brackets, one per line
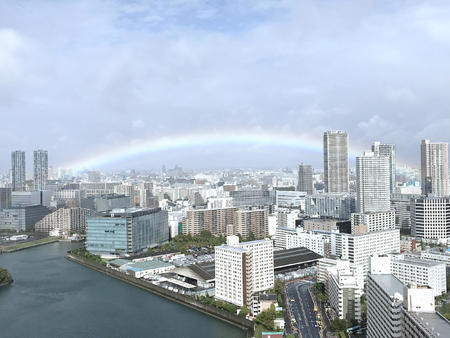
2,1,450,170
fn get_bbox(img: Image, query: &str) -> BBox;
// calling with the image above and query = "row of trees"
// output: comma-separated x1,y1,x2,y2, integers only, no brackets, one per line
148,231,227,254
196,295,239,314
0,266,13,286
72,248,106,266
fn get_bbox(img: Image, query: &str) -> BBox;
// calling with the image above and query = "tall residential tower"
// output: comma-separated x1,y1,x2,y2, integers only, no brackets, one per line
34,149,48,191
323,131,349,193
372,142,396,193
297,164,313,194
11,150,26,192
421,140,448,196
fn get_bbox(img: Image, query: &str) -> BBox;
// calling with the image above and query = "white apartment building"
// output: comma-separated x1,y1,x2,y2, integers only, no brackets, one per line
411,197,450,241
328,266,363,321
420,251,450,266
322,228,400,277
370,254,446,296
215,236,274,308
356,152,391,213
274,227,329,256
351,210,395,233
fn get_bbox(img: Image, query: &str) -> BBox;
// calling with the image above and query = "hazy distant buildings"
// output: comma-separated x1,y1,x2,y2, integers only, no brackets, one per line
11,150,26,192
372,142,396,193
411,196,450,241
297,164,313,194
33,149,48,191
421,140,448,196
323,131,349,193
230,190,275,208
356,152,391,213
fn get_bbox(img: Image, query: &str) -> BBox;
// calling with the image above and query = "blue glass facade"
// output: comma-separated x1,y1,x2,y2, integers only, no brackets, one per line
86,208,169,255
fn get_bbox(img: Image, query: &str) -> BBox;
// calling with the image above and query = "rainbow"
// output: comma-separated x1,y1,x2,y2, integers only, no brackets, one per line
66,130,363,171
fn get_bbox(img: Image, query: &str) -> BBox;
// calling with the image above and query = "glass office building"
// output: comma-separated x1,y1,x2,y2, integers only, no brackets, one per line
87,208,169,255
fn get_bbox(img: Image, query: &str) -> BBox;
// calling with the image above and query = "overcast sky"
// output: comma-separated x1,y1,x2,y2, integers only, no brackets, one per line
1,0,450,171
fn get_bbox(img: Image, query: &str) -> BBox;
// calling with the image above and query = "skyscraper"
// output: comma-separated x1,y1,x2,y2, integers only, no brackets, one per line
372,142,396,193
356,152,390,213
297,164,313,194
34,149,48,191
11,150,26,192
421,140,448,196
323,130,349,193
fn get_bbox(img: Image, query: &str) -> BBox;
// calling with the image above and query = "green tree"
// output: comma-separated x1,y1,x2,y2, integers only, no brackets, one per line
331,318,349,333
254,304,277,331
238,305,248,317
0,266,13,286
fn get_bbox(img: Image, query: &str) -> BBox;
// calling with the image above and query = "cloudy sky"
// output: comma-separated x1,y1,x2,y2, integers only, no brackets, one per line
1,0,450,171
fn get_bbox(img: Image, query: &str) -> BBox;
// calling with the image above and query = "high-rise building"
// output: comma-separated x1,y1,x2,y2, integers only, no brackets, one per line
86,208,169,255
297,164,313,194
372,142,396,193
35,207,93,235
33,149,48,191
234,209,268,239
367,264,450,338
182,207,237,236
11,150,26,192
229,190,275,208
215,236,274,308
421,140,449,196
370,254,446,297
356,152,390,213
351,210,395,234
390,193,421,230
305,193,356,219
411,197,450,241
323,130,349,193
0,188,11,209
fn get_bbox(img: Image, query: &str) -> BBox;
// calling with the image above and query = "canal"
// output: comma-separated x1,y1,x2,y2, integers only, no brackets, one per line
0,242,245,338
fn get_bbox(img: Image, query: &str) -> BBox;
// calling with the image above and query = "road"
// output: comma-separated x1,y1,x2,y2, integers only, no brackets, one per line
286,280,321,338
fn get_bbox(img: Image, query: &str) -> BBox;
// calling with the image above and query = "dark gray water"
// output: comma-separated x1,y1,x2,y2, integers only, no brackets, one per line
0,242,245,338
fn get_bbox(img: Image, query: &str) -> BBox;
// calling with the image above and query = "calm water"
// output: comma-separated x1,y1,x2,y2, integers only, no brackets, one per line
0,242,245,338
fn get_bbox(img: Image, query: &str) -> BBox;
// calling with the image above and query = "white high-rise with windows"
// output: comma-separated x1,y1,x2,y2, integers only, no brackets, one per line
323,131,349,193
33,149,48,191
411,197,450,241
356,152,391,213
11,150,26,192
215,236,274,308
421,140,448,196
372,142,396,193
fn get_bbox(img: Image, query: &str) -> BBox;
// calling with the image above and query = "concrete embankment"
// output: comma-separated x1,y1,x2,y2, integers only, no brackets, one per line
66,253,254,337
0,239,59,253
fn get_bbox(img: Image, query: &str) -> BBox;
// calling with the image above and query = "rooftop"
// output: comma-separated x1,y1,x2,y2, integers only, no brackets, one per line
274,247,322,269
120,260,173,272
369,273,404,300
408,311,450,337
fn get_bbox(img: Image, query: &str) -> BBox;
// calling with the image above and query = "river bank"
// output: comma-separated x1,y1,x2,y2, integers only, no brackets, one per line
66,252,254,337
0,237,58,253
